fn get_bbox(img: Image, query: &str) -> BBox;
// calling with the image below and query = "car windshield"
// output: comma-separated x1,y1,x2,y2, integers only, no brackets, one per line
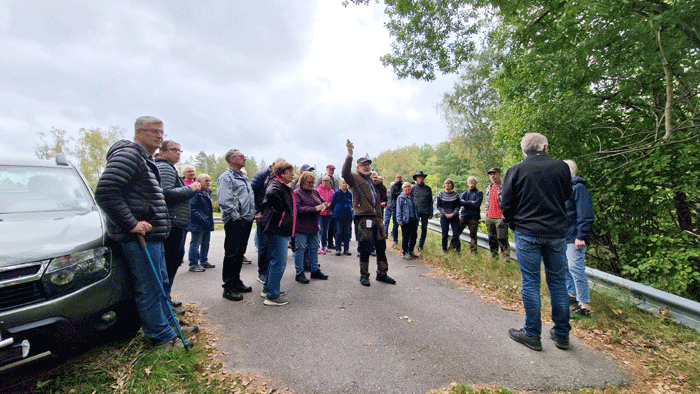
0,165,94,214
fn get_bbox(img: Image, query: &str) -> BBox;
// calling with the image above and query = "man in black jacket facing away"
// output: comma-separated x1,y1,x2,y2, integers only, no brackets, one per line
95,116,191,349
501,132,572,352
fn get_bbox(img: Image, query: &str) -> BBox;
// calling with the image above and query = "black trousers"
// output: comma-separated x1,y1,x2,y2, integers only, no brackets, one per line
401,220,418,254
163,226,186,287
440,215,461,252
222,219,253,289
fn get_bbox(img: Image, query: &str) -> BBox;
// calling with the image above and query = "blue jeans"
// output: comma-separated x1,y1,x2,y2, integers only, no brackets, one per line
513,231,571,338
418,214,431,249
264,233,290,299
188,230,211,267
294,231,320,275
383,208,398,243
335,218,352,252
565,243,590,303
319,215,332,248
120,241,176,343
256,223,269,280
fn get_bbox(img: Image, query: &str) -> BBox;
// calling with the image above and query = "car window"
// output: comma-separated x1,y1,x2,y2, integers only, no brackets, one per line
0,165,94,214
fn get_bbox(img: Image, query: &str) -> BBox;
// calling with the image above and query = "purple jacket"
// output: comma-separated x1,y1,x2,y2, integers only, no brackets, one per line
294,187,323,234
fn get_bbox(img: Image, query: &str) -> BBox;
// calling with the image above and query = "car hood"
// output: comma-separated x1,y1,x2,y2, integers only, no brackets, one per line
0,210,104,267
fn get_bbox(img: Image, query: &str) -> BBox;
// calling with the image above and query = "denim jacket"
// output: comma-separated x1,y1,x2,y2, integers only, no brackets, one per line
396,192,418,225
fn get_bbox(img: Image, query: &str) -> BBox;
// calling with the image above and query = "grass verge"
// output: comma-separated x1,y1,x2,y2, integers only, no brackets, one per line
412,233,700,394
7,232,700,394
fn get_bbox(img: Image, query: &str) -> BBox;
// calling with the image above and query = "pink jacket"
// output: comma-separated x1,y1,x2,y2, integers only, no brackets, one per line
316,184,334,216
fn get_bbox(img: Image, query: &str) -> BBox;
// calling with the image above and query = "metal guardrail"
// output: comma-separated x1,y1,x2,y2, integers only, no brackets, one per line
427,219,700,331
214,215,700,330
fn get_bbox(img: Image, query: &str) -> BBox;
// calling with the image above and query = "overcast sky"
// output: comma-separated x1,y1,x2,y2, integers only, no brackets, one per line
0,1,456,171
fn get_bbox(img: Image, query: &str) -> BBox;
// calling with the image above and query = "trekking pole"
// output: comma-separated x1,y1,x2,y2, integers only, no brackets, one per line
137,234,191,351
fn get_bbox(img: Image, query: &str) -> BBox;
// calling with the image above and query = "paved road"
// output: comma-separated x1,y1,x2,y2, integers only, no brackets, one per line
172,230,631,394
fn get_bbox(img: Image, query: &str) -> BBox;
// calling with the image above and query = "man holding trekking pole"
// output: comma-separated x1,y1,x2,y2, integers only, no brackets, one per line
95,116,195,349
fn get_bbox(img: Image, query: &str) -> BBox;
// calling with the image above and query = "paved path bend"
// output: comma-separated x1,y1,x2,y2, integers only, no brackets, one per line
173,231,631,394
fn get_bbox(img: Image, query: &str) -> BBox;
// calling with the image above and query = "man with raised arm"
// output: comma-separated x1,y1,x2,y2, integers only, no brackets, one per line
342,140,395,287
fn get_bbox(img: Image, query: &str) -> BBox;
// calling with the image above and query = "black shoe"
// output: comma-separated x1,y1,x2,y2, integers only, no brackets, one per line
569,295,578,305
359,276,370,287
409,252,419,259
310,270,329,280
343,251,352,256
376,274,396,284
242,256,252,263
169,299,182,308
222,288,243,301
157,336,194,350
200,262,216,269
508,328,542,351
172,307,185,316
571,304,591,317
335,251,342,256
175,321,199,334
295,273,310,284
549,328,570,350
328,244,335,249
232,282,252,293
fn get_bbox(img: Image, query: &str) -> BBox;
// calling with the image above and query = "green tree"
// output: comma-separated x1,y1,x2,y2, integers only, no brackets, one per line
34,128,73,159
76,126,125,188
349,0,700,299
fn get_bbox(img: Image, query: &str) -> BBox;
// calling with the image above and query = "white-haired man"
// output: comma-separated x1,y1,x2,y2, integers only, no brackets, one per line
501,132,572,351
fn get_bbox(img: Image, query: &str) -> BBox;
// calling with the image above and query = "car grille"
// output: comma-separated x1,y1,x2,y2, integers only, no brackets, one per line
0,281,47,311
0,264,47,311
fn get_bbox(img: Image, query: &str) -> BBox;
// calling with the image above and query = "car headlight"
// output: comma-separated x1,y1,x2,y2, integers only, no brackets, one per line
42,247,111,297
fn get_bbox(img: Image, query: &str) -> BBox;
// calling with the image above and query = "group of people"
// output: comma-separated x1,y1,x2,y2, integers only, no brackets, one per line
94,115,593,353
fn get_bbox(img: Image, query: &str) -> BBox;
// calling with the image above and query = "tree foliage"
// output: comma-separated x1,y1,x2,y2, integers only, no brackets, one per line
76,126,125,188
350,0,700,299
34,128,73,159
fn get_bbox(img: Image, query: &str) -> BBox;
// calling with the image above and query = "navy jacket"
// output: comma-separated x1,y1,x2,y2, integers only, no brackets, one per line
251,166,272,213
331,189,353,219
566,176,594,244
460,188,483,220
188,190,214,233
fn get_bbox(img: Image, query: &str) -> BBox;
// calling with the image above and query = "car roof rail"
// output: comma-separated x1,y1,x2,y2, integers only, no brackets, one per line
55,153,69,166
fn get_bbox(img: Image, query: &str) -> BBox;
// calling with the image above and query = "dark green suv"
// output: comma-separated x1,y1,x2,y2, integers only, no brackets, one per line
0,154,138,369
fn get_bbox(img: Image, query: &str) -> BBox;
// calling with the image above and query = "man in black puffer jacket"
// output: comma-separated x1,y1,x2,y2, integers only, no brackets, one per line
156,140,201,312
95,116,191,349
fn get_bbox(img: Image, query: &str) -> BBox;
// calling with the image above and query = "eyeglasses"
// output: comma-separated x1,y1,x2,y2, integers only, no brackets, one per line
139,128,166,136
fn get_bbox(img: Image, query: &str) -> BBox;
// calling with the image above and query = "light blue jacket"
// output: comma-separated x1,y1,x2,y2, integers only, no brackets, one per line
217,167,255,224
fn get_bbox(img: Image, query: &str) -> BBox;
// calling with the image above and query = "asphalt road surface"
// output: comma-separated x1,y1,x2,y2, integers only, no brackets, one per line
172,230,631,394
